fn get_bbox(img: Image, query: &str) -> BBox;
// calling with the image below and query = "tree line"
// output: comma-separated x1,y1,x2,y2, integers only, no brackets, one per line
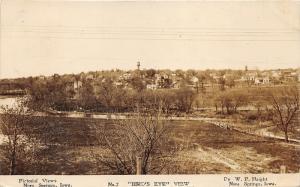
25,76,198,114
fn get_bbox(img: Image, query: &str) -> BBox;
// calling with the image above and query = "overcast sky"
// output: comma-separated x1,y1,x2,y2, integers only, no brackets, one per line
1,0,299,78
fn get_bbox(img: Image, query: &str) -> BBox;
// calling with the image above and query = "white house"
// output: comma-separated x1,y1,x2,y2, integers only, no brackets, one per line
74,80,83,90
263,77,270,84
190,76,199,84
146,84,158,90
254,77,270,85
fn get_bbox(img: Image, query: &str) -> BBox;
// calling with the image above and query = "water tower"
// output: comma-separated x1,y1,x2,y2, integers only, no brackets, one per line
137,61,141,70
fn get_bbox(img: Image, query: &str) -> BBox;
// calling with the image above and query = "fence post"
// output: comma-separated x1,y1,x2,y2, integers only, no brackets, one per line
280,165,286,173
136,156,142,175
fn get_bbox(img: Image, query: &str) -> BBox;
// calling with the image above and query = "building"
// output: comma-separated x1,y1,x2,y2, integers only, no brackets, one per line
190,76,199,84
74,80,83,90
254,77,270,85
146,84,158,90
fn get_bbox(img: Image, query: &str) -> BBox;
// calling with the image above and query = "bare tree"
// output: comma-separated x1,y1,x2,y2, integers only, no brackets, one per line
174,87,197,114
0,96,51,175
268,86,299,142
92,109,175,174
231,90,248,113
95,78,127,112
77,80,97,110
0,101,32,174
214,90,248,115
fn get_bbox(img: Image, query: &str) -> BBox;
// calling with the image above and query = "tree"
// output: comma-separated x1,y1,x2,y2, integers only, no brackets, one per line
218,77,226,91
226,76,236,88
268,86,299,142
95,78,128,112
26,76,70,111
174,87,197,114
45,75,70,110
0,101,39,174
145,69,157,79
130,76,146,91
157,90,176,115
25,79,49,110
214,90,248,115
92,109,175,174
175,69,185,79
196,73,207,93
139,90,176,116
231,90,248,113
158,77,173,89
77,81,97,110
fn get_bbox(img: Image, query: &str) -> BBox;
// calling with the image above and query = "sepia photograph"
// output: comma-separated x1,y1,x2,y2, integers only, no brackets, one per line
0,0,299,180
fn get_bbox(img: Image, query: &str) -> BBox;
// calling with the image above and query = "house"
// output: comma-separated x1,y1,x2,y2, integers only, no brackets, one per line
120,73,132,81
280,70,298,82
190,76,199,84
240,72,257,82
254,78,263,84
172,81,180,89
209,73,221,81
114,81,123,87
37,75,47,80
155,73,172,88
262,77,270,84
65,78,82,99
156,73,170,79
254,77,270,85
146,84,158,90
74,80,83,90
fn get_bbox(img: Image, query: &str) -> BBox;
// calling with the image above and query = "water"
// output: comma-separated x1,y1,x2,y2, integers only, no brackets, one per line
0,96,18,108
0,97,19,144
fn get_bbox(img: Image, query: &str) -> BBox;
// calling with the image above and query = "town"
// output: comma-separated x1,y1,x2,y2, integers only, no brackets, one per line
0,64,299,175
1,63,299,97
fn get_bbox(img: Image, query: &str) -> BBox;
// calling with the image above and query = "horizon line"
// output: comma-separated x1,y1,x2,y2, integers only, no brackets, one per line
1,66,299,80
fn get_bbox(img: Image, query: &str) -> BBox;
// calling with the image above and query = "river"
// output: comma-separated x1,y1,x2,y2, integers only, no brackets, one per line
0,96,18,108
0,96,18,144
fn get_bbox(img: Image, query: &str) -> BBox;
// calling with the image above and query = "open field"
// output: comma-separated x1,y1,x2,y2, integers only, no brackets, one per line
1,116,298,174
169,120,299,174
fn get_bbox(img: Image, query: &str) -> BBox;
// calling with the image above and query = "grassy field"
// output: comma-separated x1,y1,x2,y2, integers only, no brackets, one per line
0,116,299,174
168,120,299,173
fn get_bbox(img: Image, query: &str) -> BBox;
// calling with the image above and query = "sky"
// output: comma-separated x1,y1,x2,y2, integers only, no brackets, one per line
0,0,300,78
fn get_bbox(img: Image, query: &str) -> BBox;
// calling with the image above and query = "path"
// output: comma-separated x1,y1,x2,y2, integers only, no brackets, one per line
197,145,242,171
204,119,300,144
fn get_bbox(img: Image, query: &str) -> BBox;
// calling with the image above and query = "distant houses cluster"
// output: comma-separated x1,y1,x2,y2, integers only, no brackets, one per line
61,68,299,95
239,69,299,85
0,66,299,96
